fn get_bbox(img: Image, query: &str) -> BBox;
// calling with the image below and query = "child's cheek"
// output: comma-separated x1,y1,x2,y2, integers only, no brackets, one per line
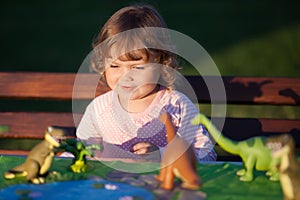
106,75,119,90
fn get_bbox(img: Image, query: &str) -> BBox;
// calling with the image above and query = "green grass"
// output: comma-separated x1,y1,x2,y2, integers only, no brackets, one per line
179,24,300,76
212,24,300,77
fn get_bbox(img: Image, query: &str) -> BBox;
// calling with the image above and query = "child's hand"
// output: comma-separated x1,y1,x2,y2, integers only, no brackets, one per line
130,142,159,155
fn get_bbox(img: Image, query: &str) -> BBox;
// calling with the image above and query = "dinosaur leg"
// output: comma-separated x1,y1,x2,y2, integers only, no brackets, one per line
25,159,45,184
177,167,201,190
266,158,280,181
71,160,86,173
156,165,167,183
239,156,255,181
236,169,246,176
173,153,201,190
160,166,175,190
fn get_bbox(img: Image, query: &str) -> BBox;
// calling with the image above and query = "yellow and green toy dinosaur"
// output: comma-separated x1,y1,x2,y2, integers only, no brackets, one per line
4,131,60,184
58,138,101,173
266,134,300,200
192,113,279,182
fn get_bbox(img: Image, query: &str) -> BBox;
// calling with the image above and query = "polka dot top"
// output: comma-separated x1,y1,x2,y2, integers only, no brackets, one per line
76,87,217,161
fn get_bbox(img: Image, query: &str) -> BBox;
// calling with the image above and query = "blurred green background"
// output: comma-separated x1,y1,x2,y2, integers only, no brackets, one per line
0,0,300,118
1,0,299,75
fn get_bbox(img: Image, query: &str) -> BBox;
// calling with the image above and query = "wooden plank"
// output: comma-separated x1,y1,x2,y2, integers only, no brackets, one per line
0,112,82,139
184,76,300,105
0,72,110,100
226,77,300,105
0,149,30,156
1,72,300,105
1,112,299,142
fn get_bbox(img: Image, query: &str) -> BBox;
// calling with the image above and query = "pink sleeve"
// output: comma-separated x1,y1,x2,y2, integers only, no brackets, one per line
167,92,217,161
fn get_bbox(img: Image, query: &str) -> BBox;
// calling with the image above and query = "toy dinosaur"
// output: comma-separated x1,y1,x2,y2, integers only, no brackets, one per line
58,138,101,173
4,131,60,184
156,113,201,190
191,113,279,181
47,126,101,173
266,134,300,200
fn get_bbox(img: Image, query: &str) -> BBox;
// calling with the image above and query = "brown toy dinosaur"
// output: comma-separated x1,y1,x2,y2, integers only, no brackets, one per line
4,131,60,184
156,113,201,190
266,134,300,200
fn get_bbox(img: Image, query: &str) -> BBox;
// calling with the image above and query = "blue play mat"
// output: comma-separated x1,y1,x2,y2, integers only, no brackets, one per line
0,179,154,200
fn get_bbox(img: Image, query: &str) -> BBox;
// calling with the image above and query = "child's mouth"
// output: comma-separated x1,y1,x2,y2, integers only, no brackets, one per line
120,85,135,91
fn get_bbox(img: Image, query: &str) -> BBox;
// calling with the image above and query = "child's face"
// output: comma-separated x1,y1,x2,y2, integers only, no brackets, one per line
105,56,161,100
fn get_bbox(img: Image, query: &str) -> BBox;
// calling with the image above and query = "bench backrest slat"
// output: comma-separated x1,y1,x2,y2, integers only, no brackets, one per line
1,113,299,140
186,76,300,105
1,72,300,105
0,72,110,100
0,112,80,139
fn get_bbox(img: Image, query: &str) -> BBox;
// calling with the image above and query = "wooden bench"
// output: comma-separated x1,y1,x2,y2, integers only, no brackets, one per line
0,71,299,161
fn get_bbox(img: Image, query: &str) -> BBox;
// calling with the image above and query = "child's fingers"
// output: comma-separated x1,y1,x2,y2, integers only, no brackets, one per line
133,148,148,154
131,142,158,154
131,142,150,153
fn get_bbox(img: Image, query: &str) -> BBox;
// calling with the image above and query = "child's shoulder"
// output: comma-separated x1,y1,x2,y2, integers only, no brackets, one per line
160,88,193,104
93,90,113,101
87,90,114,112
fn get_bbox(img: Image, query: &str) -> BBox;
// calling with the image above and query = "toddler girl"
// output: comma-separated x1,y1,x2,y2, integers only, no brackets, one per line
77,4,217,162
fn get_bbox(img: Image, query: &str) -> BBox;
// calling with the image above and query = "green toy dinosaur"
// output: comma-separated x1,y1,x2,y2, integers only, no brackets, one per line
192,114,279,181
46,126,101,173
4,131,60,184
58,138,101,173
266,134,300,200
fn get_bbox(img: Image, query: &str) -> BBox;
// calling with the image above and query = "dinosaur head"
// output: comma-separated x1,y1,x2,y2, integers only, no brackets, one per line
45,132,60,148
266,134,295,158
47,126,77,143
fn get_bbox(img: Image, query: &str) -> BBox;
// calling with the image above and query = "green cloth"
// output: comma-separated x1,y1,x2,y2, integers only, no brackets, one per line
0,155,282,200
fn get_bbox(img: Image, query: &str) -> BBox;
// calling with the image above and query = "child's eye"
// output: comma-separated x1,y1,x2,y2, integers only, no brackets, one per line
132,66,145,70
110,65,119,68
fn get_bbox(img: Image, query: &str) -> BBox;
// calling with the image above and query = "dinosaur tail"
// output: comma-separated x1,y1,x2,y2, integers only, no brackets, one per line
192,114,240,155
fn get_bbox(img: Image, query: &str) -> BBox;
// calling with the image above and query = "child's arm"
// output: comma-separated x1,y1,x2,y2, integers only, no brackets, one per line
193,125,217,161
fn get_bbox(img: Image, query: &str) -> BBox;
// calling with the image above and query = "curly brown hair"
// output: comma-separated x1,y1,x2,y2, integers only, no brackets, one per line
91,4,178,88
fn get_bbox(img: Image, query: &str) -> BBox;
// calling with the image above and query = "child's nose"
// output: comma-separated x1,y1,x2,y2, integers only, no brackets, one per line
121,69,134,81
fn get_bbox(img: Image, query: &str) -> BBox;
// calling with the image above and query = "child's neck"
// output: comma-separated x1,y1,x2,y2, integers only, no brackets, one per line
118,85,160,113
